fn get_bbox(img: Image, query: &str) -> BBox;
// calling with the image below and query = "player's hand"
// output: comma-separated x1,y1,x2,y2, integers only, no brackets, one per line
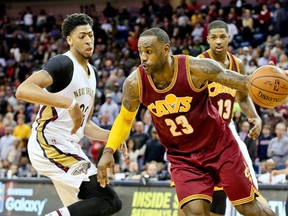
97,151,115,188
247,117,262,139
269,61,288,76
118,141,127,159
271,170,278,176
69,103,84,134
268,61,275,66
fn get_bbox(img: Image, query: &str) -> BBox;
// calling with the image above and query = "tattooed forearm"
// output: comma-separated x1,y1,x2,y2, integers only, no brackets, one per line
217,68,249,92
191,57,249,92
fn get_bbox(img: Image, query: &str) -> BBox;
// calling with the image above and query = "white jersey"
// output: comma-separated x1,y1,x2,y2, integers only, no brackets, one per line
28,51,97,206
32,51,96,142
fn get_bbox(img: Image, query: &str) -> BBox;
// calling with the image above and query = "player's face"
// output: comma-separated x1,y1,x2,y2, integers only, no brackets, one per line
68,24,94,59
138,36,167,75
207,28,230,55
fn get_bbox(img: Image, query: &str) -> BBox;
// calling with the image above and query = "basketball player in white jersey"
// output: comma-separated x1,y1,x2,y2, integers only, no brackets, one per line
16,13,123,216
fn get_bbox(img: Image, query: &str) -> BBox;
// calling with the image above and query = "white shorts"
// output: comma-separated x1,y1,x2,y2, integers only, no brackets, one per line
229,122,258,188
28,130,97,206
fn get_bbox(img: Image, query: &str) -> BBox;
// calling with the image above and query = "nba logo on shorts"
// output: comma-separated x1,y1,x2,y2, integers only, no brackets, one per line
0,182,5,213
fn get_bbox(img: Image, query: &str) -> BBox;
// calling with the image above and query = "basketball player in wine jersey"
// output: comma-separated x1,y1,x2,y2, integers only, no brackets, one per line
97,27,276,215
198,20,263,216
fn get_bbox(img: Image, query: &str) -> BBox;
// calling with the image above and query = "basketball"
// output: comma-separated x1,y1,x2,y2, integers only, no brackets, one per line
248,65,288,108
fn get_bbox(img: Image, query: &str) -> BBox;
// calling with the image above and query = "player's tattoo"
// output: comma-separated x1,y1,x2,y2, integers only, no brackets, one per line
123,72,140,111
196,59,221,75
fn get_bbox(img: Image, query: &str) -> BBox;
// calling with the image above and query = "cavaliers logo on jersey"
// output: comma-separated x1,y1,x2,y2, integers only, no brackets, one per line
70,161,91,175
147,94,192,117
208,82,237,97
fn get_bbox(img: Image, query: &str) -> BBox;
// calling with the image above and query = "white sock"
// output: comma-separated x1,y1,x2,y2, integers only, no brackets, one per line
45,207,71,216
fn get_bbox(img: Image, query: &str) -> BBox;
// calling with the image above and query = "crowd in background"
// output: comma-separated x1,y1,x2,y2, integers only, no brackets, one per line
0,0,288,184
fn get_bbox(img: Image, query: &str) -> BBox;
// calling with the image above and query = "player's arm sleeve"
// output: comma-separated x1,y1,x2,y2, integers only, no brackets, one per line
105,104,138,152
44,55,74,93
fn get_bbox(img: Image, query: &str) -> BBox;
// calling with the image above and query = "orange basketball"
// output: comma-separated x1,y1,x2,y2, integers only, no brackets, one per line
248,65,288,108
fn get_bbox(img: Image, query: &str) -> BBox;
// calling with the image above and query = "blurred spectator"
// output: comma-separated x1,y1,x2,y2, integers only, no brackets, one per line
143,127,165,165
191,22,204,43
241,9,254,42
121,137,145,172
142,110,153,134
276,99,288,122
190,9,203,27
267,122,288,169
190,37,206,57
257,124,274,162
0,159,10,177
261,158,276,174
0,114,5,138
141,160,159,181
0,125,15,160
232,109,247,133
125,161,141,180
6,162,18,178
272,1,288,37
17,156,31,177
277,53,288,70
227,13,239,43
4,86,17,111
245,58,258,75
130,121,150,150
98,93,119,125
3,112,17,127
239,120,257,164
98,113,112,130
6,138,21,164
257,4,272,34
12,115,31,140
262,108,287,136
79,137,92,159
103,2,118,18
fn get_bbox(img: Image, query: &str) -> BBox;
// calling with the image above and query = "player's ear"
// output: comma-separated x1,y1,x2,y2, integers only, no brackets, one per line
66,36,73,46
164,44,170,55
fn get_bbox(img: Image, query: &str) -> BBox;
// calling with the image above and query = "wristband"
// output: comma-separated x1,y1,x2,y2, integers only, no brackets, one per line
68,99,77,111
103,148,114,154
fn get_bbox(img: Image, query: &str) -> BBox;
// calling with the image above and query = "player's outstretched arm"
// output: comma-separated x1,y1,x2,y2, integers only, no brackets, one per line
189,57,249,92
236,60,262,139
97,71,140,187
16,70,83,134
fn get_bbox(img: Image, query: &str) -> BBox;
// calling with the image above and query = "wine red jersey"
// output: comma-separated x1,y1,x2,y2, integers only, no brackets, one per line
138,55,225,153
198,50,241,124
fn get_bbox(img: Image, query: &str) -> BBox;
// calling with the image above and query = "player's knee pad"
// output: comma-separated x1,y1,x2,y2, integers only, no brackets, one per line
110,197,122,214
98,197,122,216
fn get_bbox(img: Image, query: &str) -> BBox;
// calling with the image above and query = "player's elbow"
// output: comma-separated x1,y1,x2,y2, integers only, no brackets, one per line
15,84,26,100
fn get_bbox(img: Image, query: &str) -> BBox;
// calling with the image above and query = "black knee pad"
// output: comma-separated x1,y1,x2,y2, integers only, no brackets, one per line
68,196,122,216
210,190,227,214
110,197,122,214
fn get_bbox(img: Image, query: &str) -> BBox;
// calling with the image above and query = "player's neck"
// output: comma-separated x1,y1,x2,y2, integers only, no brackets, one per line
69,50,89,73
210,50,228,67
151,56,174,89
69,50,88,67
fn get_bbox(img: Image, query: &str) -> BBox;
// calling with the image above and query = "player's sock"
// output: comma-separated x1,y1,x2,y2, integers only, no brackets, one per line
45,207,71,216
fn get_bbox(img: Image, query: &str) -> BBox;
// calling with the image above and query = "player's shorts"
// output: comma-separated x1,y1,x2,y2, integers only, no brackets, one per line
166,124,259,209
28,130,97,206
